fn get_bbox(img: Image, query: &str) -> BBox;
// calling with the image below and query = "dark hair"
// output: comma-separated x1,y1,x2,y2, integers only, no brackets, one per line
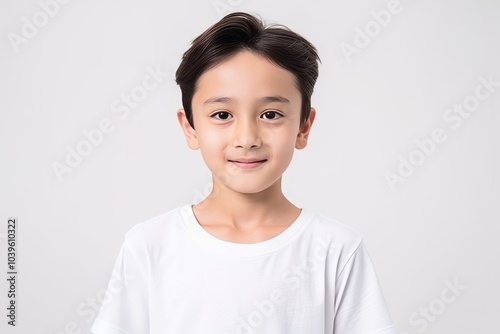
175,12,320,129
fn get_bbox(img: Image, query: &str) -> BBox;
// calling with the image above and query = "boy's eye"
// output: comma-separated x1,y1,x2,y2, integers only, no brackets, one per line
211,111,232,120
261,110,282,120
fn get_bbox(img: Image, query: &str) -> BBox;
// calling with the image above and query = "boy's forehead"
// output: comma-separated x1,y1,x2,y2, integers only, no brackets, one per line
193,51,301,104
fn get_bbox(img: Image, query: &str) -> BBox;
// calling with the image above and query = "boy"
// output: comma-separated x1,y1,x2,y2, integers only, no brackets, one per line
91,12,396,334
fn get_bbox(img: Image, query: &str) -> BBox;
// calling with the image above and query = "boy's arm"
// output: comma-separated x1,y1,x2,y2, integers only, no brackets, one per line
91,237,149,334
333,240,396,334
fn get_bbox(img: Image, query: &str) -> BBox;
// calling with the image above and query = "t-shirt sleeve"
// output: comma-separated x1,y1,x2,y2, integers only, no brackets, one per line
333,240,396,334
91,238,149,334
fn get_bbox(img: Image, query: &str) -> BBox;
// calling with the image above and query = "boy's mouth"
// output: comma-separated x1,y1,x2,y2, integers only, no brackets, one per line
228,159,267,169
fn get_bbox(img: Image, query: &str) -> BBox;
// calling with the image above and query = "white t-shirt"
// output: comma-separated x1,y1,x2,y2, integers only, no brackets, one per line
91,205,396,334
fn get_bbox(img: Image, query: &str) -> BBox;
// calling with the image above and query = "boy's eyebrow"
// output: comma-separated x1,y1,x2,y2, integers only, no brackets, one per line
203,96,291,105
204,96,232,105
260,96,291,104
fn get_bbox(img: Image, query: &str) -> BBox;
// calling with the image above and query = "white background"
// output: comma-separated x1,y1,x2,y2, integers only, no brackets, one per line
1,0,499,333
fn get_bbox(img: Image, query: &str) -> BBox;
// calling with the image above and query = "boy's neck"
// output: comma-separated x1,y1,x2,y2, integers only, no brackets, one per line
193,176,300,231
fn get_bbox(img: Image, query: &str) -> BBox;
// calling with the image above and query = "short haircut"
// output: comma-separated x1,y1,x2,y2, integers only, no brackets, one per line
175,12,321,129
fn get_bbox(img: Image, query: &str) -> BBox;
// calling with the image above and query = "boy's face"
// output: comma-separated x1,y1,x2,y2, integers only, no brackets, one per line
177,50,315,195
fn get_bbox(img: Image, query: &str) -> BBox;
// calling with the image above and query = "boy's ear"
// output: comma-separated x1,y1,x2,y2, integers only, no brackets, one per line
295,107,316,150
177,108,199,150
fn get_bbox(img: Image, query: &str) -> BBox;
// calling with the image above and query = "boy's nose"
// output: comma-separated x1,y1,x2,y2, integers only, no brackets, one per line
232,119,262,149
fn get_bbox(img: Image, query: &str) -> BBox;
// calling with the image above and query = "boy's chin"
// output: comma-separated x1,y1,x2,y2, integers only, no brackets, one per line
215,176,282,195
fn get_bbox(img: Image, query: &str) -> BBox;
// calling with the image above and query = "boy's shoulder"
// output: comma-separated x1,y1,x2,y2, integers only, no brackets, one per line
121,205,365,255
306,209,364,251
310,210,362,239
122,205,186,247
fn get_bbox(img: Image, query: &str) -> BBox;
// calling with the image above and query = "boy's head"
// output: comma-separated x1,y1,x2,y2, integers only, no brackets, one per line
175,12,320,194
175,12,320,130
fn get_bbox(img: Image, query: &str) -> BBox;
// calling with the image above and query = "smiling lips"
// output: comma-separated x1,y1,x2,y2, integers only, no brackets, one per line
228,158,267,169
